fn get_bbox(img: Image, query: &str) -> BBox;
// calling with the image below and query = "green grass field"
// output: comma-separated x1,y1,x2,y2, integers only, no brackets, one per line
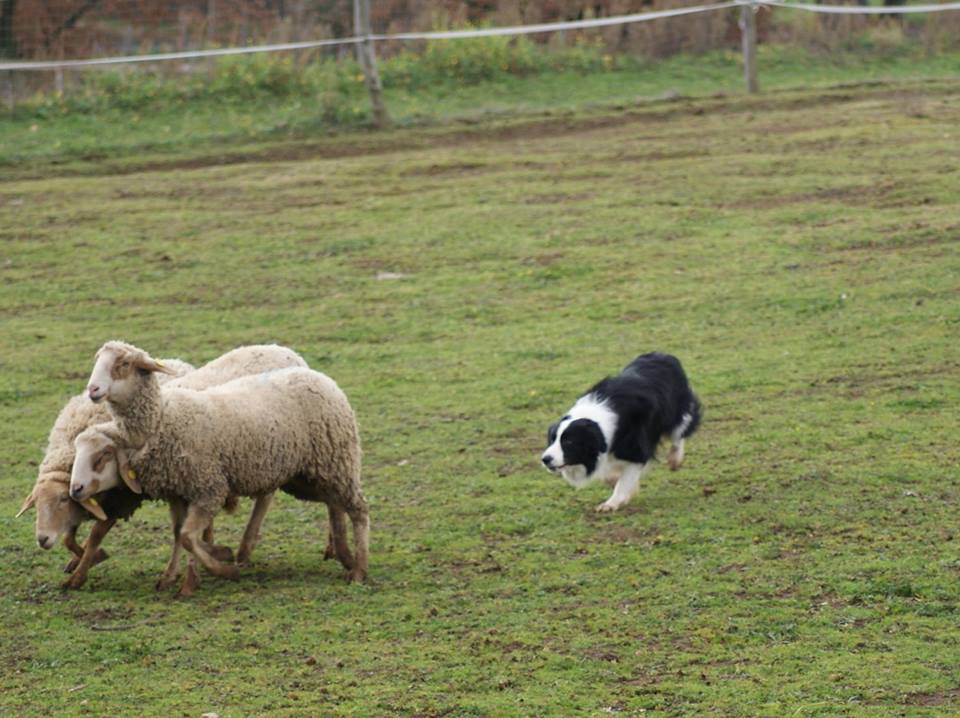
1,68,959,717
3,44,959,179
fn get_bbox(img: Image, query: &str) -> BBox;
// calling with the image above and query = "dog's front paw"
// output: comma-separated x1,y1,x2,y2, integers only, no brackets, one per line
595,501,620,513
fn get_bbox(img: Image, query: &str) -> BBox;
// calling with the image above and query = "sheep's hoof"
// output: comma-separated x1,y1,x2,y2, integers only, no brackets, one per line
323,543,336,561
155,574,178,592
61,573,87,590
345,567,367,583
214,563,240,580
176,566,200,598
209,544,235,563
236,548,252,567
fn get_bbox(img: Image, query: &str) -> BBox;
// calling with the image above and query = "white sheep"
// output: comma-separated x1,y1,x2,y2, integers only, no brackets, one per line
74,342,368,592
17,358,193,588
20,345,312,589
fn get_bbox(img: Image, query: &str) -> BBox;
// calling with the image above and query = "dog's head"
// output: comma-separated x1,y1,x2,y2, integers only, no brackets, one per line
541,417,607,487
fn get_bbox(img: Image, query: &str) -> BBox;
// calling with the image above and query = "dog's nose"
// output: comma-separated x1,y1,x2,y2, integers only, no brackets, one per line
541,455,553,468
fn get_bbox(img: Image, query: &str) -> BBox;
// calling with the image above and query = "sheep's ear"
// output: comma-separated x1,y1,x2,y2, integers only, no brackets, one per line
132,352,176,376
15,491,36,518
115,448,142,494
78,497,108,521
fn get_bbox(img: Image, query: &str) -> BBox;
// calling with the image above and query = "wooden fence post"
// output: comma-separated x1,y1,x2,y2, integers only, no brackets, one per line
353,0,389,128
3,70,13,110
739,1,758,94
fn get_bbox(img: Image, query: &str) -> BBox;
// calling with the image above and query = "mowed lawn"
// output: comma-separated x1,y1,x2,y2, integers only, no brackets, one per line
1,80,958,717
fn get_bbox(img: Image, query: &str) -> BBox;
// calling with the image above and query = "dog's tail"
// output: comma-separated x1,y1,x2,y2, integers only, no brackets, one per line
682,394,702,438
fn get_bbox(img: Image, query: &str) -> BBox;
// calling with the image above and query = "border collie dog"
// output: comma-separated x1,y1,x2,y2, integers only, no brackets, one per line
541,353,701,512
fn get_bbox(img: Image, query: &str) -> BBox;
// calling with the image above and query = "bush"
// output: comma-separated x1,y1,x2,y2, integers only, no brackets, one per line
8,32,622,121
379,30,617,90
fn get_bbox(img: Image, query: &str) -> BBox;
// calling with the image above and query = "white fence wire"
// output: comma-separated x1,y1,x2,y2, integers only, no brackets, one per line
3,0,960,73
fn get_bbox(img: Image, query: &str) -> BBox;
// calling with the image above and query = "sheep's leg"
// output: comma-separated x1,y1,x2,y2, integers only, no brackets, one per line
177,524,216,595
64,524,110,573
62,519,116,590
236,493,274,566
62,525,83,566
156,499,188,591
345,499,369,583
177,560,201,598
205,523,235,563
323,525,336,561
326,505,354,570
62,525,85,572
179,505,239,582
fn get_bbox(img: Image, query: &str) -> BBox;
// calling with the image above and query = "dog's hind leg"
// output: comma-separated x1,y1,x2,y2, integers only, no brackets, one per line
667,438,685,471
596,463,650,513
667,413,693,471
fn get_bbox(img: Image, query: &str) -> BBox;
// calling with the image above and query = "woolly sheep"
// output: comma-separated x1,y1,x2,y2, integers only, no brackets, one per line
17,359,193,589
21,346,311,589
88,343,313,591
75,342,368,588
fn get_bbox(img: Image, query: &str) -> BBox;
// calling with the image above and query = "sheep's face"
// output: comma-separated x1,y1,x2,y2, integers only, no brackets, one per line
27,480,87,550
71,428,122,501
87,341,174,405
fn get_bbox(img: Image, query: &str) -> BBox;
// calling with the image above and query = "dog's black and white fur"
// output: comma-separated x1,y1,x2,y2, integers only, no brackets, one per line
541,353,701,512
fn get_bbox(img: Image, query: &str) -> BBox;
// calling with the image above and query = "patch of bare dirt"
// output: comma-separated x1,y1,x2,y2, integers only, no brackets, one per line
903,687,960,706
400,161,488,177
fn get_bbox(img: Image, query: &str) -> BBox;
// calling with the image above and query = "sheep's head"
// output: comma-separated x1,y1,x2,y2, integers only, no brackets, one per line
87,341,176,405
70,425,142,502
17,477,89,549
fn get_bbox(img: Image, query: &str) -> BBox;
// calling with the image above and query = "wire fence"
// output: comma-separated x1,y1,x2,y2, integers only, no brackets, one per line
2,0,959,113
4,1,960,71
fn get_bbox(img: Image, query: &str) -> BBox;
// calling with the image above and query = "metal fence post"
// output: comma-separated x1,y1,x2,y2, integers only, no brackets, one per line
739,0,758,94
353,0,389,128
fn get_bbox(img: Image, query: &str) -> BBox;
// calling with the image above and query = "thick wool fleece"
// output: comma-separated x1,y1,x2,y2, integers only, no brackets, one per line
170,345,306,392
117,368,364,516
103,343,307,447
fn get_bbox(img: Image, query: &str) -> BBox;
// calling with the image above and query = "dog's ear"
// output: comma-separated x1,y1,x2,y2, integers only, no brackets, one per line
585,421,608,455
547,421,560,446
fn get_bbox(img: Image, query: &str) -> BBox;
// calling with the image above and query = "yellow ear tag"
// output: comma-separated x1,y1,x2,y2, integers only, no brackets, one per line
128,469,137,480
88,497,100,507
